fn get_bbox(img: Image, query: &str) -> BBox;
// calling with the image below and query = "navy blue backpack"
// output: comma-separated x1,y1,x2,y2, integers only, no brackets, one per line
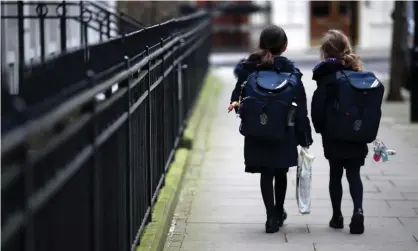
238,69,298,140
324,70,384,143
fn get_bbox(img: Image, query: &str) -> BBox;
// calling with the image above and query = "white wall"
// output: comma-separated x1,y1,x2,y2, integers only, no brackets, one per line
249,0,266,50
271,1,310,51
253,0,394,51
250,0,310,51
358,0,393,50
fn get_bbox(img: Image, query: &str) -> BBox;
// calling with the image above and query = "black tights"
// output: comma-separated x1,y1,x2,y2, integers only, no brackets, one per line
329,160,363,215
260,168,289,217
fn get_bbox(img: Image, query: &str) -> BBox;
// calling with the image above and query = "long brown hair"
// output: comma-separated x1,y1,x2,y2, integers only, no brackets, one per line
320,30,362,71
248,25,288,66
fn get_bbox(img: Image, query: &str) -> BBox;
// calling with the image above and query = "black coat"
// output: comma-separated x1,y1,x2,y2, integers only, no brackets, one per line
311,59,368,164
231,56,313,173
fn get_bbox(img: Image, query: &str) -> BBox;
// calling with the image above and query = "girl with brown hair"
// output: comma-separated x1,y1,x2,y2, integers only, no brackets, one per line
311,30,371,234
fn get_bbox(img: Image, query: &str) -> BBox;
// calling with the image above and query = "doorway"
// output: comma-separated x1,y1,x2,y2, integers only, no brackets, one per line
197,1,251,51
310,1,359,46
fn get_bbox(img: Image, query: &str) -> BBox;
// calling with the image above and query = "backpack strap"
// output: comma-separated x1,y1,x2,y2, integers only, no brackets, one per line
287,72,298,102
339,70,366,118
238,80,247,105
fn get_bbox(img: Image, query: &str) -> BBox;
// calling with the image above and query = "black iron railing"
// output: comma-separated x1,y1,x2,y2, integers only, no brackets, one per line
1,9,211,251
1,1,144,93
1,1,144,50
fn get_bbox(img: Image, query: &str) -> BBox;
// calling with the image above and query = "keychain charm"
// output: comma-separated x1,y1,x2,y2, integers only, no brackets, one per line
372,139,396,163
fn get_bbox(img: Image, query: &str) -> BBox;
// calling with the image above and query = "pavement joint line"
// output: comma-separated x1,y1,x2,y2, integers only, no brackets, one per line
284,233,289,243
397,217,404,226
388,180,397,187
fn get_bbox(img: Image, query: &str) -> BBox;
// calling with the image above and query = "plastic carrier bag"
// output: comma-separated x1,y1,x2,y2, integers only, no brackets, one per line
296,147,315,215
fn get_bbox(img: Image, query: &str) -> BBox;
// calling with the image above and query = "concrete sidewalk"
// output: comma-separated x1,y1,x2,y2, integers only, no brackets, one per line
164,67,418,251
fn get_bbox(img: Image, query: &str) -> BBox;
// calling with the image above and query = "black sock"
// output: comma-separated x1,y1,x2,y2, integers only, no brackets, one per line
260,172,275,217
329,161,344,216
274,168,288,214
345,165,363,214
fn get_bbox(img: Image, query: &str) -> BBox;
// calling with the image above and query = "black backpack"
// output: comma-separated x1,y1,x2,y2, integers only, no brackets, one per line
238,69,298,140
324,70,384,143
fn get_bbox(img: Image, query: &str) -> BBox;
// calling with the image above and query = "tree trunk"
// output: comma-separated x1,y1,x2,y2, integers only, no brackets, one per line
410,2,418,122
387,1,408,102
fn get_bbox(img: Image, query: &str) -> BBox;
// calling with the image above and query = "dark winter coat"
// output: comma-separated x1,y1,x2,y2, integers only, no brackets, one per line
231,56,313,173
311,58,368,165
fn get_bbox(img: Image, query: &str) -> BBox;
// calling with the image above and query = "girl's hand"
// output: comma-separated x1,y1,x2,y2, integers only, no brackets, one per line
228,101,239,113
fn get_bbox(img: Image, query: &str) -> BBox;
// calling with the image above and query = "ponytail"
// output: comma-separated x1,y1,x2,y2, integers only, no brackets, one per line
248,49,275,67
343,53,362,71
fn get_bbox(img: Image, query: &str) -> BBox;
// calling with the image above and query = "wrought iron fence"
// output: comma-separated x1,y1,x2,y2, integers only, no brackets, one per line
1,1,144,94
1,9,211,251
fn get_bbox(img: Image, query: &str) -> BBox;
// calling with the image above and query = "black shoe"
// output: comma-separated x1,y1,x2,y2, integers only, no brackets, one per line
329,215,344,229
265,215,279,233
349,211,364,234
276,208,287,227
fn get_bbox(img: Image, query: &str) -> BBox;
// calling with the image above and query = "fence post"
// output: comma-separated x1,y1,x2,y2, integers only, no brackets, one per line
17,1,25,90
86,69,102,251
79,2,91,46
36,3,47,62
106,12,111,38
59,1,67,52
146,45,153,223
160,37,166,186
181,63,188,126
99,20,104,42
122,53,133,247
178,39,186,125
24,150,34,251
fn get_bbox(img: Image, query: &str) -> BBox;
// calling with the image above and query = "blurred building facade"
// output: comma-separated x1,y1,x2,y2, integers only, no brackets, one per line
250,1,394,51
194,1,395,52
1,1,118,93
117,1,181,26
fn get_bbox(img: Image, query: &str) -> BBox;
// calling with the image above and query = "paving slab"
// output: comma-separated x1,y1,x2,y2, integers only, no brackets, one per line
164,66,418,251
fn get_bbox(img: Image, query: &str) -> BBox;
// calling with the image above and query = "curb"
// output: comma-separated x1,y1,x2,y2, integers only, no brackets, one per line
136,72,221,251
162,79,219,250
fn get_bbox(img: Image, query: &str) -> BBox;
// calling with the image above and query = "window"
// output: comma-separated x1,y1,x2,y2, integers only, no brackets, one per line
339,2,349,16
311,1,330,17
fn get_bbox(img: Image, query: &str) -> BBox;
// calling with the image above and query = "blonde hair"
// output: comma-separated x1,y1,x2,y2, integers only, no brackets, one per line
320,30,362,71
